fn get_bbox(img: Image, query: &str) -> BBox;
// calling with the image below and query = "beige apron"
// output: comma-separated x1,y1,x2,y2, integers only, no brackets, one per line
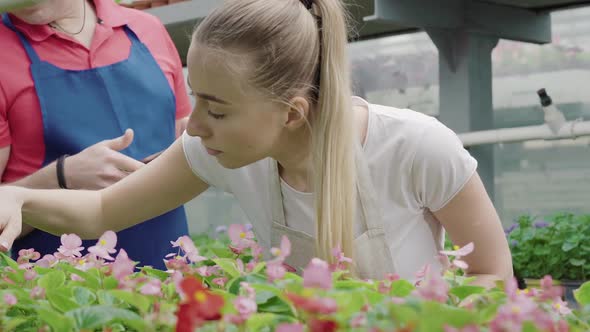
269,148,396,280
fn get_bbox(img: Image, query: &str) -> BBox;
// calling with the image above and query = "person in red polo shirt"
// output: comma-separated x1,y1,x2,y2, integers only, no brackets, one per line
0,0,192,269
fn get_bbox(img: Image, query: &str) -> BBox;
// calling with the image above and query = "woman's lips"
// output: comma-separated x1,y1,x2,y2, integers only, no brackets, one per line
205,147,223,156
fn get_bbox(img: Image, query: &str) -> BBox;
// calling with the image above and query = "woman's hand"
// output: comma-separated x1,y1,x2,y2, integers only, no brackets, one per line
0,186,25,251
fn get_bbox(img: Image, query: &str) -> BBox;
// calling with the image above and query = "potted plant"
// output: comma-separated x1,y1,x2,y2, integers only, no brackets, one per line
506,213,590,304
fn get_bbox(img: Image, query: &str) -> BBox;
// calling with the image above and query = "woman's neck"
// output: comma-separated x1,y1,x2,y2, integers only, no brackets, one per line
274,126,313,193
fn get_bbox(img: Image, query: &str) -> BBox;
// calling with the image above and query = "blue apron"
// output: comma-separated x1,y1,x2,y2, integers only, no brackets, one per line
3,14,188,270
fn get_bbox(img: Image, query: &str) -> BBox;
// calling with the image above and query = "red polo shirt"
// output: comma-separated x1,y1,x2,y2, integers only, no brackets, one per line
0,0,191,182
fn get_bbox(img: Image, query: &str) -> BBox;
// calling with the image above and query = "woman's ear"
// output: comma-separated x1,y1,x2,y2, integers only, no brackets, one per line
284,96,310,130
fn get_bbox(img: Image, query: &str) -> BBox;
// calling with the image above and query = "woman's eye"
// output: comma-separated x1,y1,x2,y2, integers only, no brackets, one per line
207,110,226,119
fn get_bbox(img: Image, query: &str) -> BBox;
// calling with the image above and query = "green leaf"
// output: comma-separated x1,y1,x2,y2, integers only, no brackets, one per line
97,290,120,306
255,290,276,305
569,258,586,266
38,270,66,289
257,296,292,314
140,266,170,281
58,264,100,289
389,304,419,324
334,280,374,291
102,276,119,290
252,261,266,274
2,317,29,331
66,305,147,331
109,289,151,313
574,281,590,306
419,301,478,331
46,289,80,313
390,279,415,297
36,306,76,332
0,252,19,270
209,247,235,258
246,313,277,331
449,285,486,300
73,287,97,306
213,258,241,278
562,241,578,252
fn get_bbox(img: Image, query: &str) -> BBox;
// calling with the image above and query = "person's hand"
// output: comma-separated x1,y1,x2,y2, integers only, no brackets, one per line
0,186,23,252
64,129,145,190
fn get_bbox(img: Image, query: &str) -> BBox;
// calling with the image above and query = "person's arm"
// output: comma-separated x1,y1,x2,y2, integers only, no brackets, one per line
410,120,512,288
433,173,513,288
0,138,209,249
1,130,147,238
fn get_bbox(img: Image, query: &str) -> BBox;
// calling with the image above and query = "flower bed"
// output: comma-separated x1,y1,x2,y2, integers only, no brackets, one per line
0,224,589,332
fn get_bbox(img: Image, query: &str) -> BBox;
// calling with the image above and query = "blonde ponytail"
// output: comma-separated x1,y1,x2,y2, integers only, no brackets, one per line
309,0,357,265
193,0,357,266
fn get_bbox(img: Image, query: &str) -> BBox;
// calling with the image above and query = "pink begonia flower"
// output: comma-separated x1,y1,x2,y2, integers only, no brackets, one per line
443,325,480,332
240,282,255,299
164,256,188,271
24,269,37,281
270,235,291,262
36,254,58,268
87,231,117,260
74,255,100,272
171,270,185,298
17,248,40,263
552,298,572,316
489,277,562,332
286,293,338,315
303,258,332,290
170,236,206,263
236,258,245,275
228,224,255,250
251,243,264,260
233,296,257,322
350,313,367,328
413,267,449,303
111,249,136,281
440,242,474,270
140,279,162,296
276,323,304,332
212,277,228,288
30,286,45,300
539,275,563,301
71,274,84,282
57,234,84,258
331,245,353,271
266,261,286,282
196,265,216,278
3,293,17,306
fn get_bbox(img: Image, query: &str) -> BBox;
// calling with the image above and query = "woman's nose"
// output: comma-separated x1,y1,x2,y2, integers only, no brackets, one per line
186,110,211,138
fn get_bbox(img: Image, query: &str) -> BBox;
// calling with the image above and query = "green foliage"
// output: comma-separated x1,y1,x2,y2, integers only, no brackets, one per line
507,213,590,280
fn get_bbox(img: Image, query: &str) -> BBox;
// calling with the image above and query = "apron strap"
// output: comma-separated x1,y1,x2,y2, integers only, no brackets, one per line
269,159,288,226
2,13,42,64
355,142,386,236
269,143,386,236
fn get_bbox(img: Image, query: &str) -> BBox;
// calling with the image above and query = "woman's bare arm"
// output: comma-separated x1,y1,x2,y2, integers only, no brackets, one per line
2,139,208,246
433,172,513,288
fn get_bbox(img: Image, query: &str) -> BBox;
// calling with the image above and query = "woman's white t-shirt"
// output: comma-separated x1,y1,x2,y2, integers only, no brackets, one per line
182,97,477,280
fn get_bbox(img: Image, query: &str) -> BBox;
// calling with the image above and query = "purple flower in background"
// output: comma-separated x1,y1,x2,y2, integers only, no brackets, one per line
504,224,518,235
215,225,228,234
533,220,550,228
510,240,518,247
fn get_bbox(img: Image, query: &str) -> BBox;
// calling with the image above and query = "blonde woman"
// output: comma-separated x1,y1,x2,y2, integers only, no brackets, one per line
0,0,512,286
